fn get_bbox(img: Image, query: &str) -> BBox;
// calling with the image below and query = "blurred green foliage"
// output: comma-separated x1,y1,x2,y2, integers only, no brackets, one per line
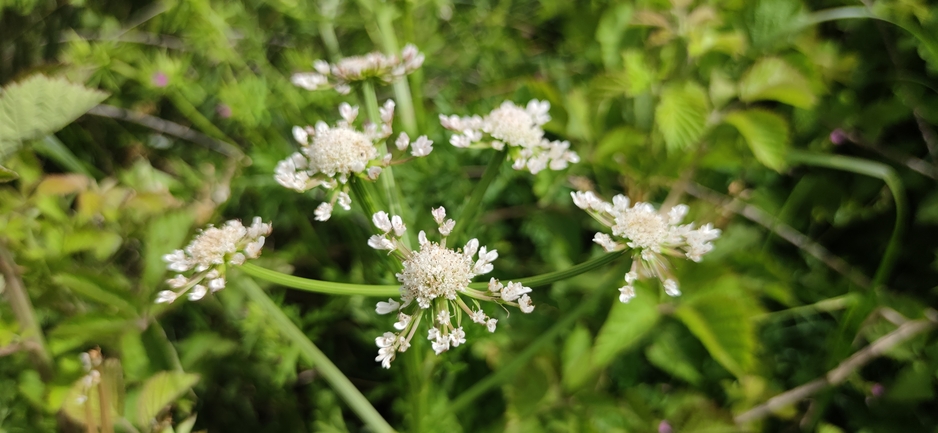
2,0,938,432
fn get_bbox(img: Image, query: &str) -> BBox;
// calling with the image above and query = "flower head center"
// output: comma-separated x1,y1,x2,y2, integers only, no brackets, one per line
613,205,669,251
305,128,376,176
398,243,473,306
483,102,543,148
185,225,246,268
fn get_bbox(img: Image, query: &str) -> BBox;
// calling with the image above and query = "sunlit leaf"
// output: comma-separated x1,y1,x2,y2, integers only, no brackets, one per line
0,74,108,160
592,289,660,368
723,109,790,171
562,323,593,391
739,57,817,108
135,371,200,428
675,292,756,378
655,81,710,151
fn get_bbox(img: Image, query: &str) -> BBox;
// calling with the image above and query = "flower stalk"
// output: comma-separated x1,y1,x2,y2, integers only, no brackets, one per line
448,148,508,244
235,275,396,433
239,250,629,296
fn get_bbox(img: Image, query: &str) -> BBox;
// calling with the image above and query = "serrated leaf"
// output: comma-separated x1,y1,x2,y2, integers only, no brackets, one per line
674,293,756,378
562,323,593,391
739,57,817,108
591,289,660,368
655,81,710,152
0,164,17,182
52,273,137,314
61,360,124,428
142,211,195,290
0,74,108,160
135,371,200,428
723,109,790,171
645,329,703,385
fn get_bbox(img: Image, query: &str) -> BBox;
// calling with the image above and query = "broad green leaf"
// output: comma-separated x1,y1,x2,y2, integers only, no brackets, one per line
61,360,124,427
739,57,817,108
595,4,634,69
52,274,137,314
142,210,195,290
134,371,200,428
0,74,108,160
591,289,660,368
561,323,593,391
645,329,703,385
709,70,737,109
0,164,17,182
675,293,756,378
622,50,655,95
655,81,710,152
723,109,790,171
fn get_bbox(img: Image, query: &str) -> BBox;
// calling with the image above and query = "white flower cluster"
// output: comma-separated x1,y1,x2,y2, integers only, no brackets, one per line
291,44,425,94
439,99,580,174
156,217,271,304
369,207,534,368
571,191,720,303
274,101,433,221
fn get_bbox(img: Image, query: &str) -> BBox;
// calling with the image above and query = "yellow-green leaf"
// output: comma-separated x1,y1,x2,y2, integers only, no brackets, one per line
723,109,790,171
591,289,660,368
0,74,109,160
655,81,710,152
135,371,200,428
674,293,756,378
739,57,817,108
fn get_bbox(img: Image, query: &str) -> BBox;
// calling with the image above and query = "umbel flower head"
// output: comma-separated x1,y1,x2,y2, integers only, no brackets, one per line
572,191,720,303
291,44,425,94
369,207,534,368
274,101,433,221
439,99,580,174
156,217,271,304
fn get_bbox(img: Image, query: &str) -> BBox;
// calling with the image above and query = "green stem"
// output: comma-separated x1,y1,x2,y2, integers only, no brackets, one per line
0,246,53,380
450,269,617,413
240,263,400,297
241,250,629,296
235,275,396,433
360,81,411,248
361,81,382,126
168,93,235,145
449,149,508,244
788,151,906,287
317,0,342,59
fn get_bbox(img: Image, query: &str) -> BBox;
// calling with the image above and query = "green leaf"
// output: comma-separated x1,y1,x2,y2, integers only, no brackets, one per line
739,57,817,108
561,323,594,391
645,328,703,385
0,164,17,182
655,81,710,152
674,293,756,378
0,74,109,161
595,4,634,69
723,109,790,171
52,274,137,314
134,371,200,428
591,288,660,368
142,210,195,290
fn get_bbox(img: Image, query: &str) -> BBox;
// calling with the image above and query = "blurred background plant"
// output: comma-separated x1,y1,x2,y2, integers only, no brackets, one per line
1,0,937,432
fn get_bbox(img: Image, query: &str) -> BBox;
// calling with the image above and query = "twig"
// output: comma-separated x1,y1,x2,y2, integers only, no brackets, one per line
735,314,937,424
87,105,245,160
0,342,22,357
846,131,938,179
0,246,53,379
686,183,873,289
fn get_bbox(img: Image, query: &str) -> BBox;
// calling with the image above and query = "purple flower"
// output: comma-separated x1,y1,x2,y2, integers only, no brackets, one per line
871,383,885,397
216,104,232,119
829,129,848,145
151,72,169,88
658,420,672,433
